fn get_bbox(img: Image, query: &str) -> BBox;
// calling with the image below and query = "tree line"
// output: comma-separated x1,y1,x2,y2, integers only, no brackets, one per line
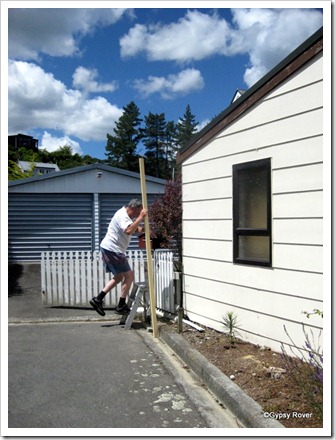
8,102,198,180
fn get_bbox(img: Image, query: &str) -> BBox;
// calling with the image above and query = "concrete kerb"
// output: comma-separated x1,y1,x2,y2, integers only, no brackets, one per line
159,327,285,429
8,315,117,325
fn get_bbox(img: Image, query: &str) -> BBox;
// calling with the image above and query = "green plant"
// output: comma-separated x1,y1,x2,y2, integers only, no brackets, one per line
280,310,323,420
302,308,323,319
222,311,240,344
149,178,182,263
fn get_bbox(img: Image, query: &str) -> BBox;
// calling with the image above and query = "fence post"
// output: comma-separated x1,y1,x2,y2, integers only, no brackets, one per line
87,251,92,302
41,252,46,304
50,252,57,306
56,251,64,305
93,250,98,295
63,251,69,305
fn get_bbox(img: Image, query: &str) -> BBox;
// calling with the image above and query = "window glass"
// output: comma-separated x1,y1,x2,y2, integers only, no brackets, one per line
238,236,270,260
233,158,271,266
238,168,268,229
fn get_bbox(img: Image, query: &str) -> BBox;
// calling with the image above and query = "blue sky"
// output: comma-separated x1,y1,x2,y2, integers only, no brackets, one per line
5,2,324,160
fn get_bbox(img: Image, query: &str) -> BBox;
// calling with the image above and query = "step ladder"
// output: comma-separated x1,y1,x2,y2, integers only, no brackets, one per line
119,282,148,329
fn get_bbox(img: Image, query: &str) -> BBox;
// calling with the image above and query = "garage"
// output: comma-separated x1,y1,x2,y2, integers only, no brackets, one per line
8,164,166,262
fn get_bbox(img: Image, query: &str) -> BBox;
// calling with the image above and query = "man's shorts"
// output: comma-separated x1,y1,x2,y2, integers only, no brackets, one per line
100,247,131,275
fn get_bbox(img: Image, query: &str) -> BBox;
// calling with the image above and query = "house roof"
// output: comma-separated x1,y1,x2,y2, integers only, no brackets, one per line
18,161,60,171
231,89,246,104
176,26,323,165
8,163,166,187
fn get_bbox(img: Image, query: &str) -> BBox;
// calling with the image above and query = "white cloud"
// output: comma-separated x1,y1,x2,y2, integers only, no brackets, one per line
120,10,230,62
40,131,83,155
8,60,123,142
120,23,149,58
196,119,211,132
120,8,322,87
64,96,122,141
229,8,323,87
72,66,118,95
9,8,129,60
133,68,204,99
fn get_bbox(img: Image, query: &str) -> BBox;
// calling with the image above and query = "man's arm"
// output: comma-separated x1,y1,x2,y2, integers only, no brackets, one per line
125,209,147,236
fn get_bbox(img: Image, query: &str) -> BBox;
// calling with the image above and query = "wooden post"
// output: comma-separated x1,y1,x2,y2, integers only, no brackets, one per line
139,158,158,338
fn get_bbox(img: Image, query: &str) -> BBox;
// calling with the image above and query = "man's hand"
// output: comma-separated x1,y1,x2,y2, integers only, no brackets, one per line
139,209,147,219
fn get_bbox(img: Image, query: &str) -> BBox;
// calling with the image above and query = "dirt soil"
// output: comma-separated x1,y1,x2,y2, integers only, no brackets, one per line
165,321,322,429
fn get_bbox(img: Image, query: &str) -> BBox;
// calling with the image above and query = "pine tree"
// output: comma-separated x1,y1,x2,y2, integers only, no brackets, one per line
175,104,198,149
165,120,177,179
105,101,142,172
142,112,167,178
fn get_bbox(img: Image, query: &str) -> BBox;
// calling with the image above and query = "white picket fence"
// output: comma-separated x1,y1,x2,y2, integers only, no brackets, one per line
41,250,145,308
41,249,175,312
154,249,175,313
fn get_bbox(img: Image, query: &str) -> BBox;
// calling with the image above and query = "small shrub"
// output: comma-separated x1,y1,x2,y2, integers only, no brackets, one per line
222,311,241,344
149,178,182,264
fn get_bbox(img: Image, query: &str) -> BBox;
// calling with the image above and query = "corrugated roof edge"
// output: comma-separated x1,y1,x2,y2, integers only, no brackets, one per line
8,163,167,186
176,26,323,164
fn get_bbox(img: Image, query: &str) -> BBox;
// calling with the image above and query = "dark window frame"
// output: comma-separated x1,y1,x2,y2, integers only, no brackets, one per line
233,158,272,267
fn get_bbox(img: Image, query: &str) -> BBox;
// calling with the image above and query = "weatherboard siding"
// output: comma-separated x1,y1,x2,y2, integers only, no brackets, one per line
183,255,322,301
182,278,321,344
181,51,323,352
182,106,322,168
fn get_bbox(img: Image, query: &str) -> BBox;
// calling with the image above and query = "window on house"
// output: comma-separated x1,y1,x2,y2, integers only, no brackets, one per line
233,158,272,267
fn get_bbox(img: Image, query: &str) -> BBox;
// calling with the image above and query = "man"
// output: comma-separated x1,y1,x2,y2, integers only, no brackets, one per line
90,199,147,316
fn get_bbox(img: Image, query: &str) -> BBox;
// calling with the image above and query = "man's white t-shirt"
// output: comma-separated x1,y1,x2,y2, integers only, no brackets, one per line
100,206,133,254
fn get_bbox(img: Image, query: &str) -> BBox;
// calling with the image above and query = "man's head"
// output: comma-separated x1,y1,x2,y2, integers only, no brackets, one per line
127,199,143,218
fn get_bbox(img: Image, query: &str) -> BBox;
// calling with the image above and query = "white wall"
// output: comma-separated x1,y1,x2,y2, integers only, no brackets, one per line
182,53,323,354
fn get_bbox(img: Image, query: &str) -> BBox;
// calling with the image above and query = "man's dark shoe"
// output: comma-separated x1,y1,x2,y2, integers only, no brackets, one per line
90,297,105,316
115,304,131,315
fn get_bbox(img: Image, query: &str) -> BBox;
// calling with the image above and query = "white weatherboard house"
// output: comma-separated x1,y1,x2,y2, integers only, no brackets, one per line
176,28,324,353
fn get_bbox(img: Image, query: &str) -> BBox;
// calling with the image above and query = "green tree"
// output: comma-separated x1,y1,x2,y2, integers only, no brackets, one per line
175,104,198,149
142,112,168,179
105,101,142,172
81,154,101,166
164,121,177,179
8,141,101,180
8,160,34,180
42,147,100,169
8,144,20,163
38,148,53,164
50,145,83,169
14,146,41,163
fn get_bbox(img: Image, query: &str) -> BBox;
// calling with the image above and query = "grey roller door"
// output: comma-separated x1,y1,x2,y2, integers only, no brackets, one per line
8,193,93,261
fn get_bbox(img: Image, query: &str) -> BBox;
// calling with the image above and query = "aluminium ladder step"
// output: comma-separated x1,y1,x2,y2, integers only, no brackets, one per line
119,282,148,329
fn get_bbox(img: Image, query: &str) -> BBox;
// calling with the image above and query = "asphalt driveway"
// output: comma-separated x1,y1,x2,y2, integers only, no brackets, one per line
6,263,239,432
